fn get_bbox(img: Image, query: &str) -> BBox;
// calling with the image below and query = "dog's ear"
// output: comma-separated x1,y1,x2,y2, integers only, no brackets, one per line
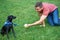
7,15,12,21
8,16,10,19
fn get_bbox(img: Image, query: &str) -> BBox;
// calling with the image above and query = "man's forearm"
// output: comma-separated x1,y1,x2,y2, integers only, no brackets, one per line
30,15,47,26
30,20,42,26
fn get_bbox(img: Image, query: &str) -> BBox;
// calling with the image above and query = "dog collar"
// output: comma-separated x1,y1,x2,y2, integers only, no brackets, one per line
4,21,12,25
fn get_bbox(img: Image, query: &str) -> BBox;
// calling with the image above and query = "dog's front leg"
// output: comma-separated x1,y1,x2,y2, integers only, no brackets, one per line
12,27,16,38
6,29,9,40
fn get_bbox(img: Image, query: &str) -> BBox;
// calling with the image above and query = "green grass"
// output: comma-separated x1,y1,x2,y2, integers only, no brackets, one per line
0,0,60,40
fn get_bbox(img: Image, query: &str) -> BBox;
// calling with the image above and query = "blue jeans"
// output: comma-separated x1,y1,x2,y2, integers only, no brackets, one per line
47,8,60,26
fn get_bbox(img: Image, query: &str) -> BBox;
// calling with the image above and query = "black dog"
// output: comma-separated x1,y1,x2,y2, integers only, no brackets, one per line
0,15,16,40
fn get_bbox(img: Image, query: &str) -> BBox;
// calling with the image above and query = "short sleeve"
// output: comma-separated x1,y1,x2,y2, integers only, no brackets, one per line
42,8,50,16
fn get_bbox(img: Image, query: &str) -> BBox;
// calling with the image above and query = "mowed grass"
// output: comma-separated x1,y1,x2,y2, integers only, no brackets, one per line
0,0,60,40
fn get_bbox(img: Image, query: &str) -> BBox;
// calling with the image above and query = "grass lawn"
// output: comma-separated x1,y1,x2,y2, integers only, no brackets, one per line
0,0,60,40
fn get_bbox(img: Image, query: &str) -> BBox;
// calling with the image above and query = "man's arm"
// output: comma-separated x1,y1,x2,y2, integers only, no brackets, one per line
30,8,49,26
28,15,47,26
38,13,45,25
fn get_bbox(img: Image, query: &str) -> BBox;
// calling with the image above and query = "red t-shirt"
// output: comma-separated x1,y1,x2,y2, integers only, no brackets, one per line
40,3,57,16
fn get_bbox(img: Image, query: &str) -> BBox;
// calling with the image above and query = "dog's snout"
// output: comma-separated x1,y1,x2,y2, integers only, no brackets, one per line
8,15,16,20
13,16,16,19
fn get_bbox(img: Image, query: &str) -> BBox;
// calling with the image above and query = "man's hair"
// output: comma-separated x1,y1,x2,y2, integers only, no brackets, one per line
35,2,43,8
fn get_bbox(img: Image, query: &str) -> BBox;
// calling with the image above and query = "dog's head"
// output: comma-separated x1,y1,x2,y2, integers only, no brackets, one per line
7,15,16,22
